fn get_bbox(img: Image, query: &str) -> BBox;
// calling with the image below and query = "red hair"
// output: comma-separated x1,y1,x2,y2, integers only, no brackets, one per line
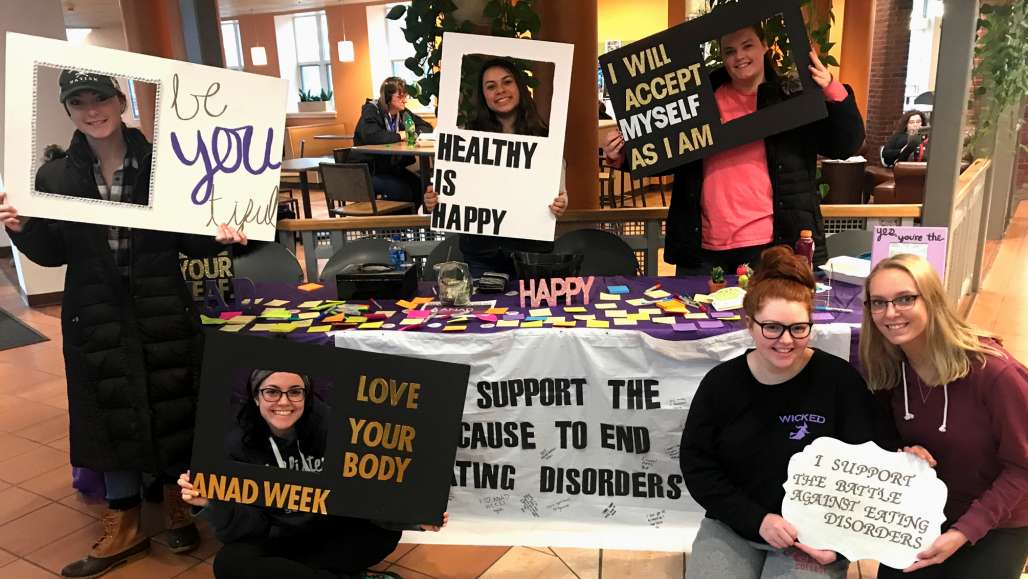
742,246,816,318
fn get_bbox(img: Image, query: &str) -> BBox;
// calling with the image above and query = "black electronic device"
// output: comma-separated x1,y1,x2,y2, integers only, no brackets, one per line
335,262,417,300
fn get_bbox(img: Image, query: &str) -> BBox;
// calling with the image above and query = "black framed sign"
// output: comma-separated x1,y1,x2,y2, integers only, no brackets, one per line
599,0,827,178
189,332,471,524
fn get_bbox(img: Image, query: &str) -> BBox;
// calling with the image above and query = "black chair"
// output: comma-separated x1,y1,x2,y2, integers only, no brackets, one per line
422,236,464,281
553,229,639,276
319,238,393,282
319,163,415,217
825,229,873,259
232,242,304,284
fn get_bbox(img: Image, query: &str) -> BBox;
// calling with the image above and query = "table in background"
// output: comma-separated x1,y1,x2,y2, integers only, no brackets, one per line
280,156,332,218
351,141,437,192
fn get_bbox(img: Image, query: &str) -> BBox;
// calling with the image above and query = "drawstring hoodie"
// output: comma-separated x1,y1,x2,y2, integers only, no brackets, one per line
901,361,948,432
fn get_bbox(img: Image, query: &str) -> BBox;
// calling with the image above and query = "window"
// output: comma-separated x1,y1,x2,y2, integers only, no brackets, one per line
293,11,332,98
221,20,243,70
385,3,416,85
367,2,430,113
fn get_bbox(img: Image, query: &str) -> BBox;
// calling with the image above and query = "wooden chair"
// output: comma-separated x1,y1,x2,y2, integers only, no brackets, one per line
318,162,414,217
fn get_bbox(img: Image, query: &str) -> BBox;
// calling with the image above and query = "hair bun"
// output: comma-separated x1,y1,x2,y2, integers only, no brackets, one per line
749,245,816,291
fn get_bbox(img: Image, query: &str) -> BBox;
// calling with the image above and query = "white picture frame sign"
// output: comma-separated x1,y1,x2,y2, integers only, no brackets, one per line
4,32,288,241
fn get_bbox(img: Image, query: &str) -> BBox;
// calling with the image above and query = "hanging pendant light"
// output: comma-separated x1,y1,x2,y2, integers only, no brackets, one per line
249,10,268,67
337,4,354,62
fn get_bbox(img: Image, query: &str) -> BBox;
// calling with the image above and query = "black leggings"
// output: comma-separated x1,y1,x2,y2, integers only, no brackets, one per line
876,526,1028,579
212,517,401,579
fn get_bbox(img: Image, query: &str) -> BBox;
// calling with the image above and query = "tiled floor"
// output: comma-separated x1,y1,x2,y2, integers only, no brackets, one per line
0,201,1024,578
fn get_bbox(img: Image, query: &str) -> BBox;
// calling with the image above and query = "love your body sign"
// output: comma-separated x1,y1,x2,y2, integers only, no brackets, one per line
782,437,947,570
3,33,287,241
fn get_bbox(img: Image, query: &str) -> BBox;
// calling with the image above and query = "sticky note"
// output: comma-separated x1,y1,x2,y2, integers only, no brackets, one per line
720,315,741,321
710,311,735,319
595,303,617,310
399,318,424,326
411,297,433,305
613,318,638,326
627,313,649,322
296,312,321,320
219,311,242,320
652,316,677,324
564,306,587,313
638,308,662,316
226,315,255,325
485,307,509,315
291,319,314,328
812,312,835,321
545,317,567,324
599,292,621,301
573,314,597,321
673,323,697,332
264,299,289,307
442,325,467,332
529,308,553,317
554,321,577,328
406,310,431,319
684,312,708,320
250,323,279,332
693,293,713,304
344,316,367,323
604,310,628,318
497,320,520,328
586,320,610,328
359,321,385,329
269,323,297,333
200,315,227,325
607,285,630,294
307,325,332,333
322,314,345,323
503,313,525,320
476,314,499,323
298,300,323,309
627,298,650,307
297,283,324,292
376,310,397,318
645,289,671,299
521,320,544,328
698,320,724,329
525,316,548,322
219,324,245,332
260,309,291,319
396,299,417,309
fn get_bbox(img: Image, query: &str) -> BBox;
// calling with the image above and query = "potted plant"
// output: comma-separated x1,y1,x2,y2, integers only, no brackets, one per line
708,266,726,293
298,88,333,112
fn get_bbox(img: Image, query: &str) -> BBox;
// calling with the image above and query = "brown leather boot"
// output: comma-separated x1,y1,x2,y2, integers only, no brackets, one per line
61,505,149,578
163,484,200,553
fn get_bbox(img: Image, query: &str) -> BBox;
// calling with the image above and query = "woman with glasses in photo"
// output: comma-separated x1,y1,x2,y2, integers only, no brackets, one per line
680,246,894,579
178,370,446,579
861,255,1028,578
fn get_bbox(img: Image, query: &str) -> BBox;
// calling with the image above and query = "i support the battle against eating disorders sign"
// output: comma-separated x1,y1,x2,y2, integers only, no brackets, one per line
783,438,947,569
430,33,573,242
4,33,287,241
599,0,827,179
189,332,470,524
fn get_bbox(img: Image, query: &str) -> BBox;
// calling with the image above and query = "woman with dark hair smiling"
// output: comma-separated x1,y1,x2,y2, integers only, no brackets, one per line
424,58,568,278
178,370,447,579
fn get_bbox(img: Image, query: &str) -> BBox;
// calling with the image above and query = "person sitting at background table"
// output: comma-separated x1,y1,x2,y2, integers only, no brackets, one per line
178,370,447,579
603,23,864,275
423,58,568,278
861,254,1028,578
353,77,433,207
882,110,930,167
680,246,895,579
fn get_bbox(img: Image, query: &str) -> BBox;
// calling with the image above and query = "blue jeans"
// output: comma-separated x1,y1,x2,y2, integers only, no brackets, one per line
103,470,142,502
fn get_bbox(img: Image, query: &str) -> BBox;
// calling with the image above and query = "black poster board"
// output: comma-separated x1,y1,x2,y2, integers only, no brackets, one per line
599,0,826,178
189,332,471,524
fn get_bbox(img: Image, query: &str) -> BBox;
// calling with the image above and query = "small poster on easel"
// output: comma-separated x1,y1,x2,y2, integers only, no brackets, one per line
871,226,948,277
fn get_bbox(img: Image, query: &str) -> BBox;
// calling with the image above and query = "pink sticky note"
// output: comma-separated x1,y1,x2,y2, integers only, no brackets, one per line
476,314,498,323
698,320,724,329
812,312,835,321
407,310,431,319
219,311,242,320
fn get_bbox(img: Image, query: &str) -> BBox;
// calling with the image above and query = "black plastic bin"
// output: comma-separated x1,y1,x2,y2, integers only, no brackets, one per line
513,252,583,280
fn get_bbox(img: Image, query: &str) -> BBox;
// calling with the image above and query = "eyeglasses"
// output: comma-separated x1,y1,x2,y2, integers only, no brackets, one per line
867,294,919,314
258,388,306,402
752,320,813,340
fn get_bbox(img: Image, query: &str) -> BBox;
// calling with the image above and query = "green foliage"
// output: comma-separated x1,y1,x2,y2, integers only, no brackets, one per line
970,2,1028,155
702,0,836,81
386,0,541,108
710,266,725,283
299,89,333,102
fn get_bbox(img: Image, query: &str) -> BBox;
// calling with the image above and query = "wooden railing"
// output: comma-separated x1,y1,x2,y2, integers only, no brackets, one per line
946,159,991,303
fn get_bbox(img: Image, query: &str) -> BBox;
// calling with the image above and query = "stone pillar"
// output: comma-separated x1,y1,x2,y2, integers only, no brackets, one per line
538,0,600,210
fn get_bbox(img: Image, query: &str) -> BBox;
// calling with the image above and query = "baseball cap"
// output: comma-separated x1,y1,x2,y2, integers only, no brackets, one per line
58,70,122,103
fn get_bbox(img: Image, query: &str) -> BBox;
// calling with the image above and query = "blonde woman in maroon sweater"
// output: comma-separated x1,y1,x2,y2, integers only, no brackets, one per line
861,254,1028,578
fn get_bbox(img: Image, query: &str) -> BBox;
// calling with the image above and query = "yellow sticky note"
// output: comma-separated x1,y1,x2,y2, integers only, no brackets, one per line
521,320,544,328
627,298,650,307
685,312,709,319
529,308,553,317
595,303,617,310
693,293,713,304
442,325,467,332
298,300,323,309
399,318,424,326
269,323,297,333
545,317,566,324
359,321,385,329
264,299,289,307
250,323,279,332
604,310,628,318
296,312,320,320
396,299,417,309
627,313,649,322
297,282,324,292
639,308,662,316
226,315,255,325
292,319,314,328
497,320,520,328
586,320,610,328
345,316,368,323
260,308,291,319
564,306,587,313
573,314,596,321
554,320,577,328
720,315,742,321
486,307,509,315
613,318,638,326
652,316,677,324
219,324,245,332
411,297,433,305
200,315,227,325
645,289,671,299
599,292,621,301
322,314,345,323
307,325,332,333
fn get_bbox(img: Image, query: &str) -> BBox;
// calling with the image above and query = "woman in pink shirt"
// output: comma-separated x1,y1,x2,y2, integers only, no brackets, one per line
604,23,864,275
861,254,1028,578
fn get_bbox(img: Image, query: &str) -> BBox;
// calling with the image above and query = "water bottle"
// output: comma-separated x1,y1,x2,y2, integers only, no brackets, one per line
389,235,407,268
794,229,814,271
404,113,417,147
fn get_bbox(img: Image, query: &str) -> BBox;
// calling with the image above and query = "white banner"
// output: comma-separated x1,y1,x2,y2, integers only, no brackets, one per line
335,324,854,551
4,33,287,241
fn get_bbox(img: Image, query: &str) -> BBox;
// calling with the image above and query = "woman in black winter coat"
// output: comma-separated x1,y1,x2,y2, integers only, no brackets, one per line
178,370,447,579
882,110,929,166
352,77,433,208
0,69,247,579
